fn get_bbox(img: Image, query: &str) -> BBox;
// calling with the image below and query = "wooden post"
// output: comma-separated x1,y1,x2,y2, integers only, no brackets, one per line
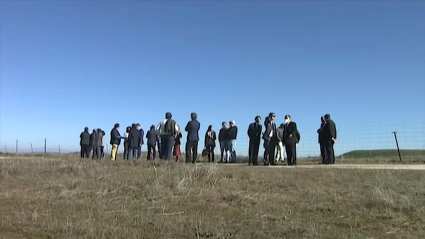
392,132,402,161
58,145,61,154
31,144,34,154
44,138,47,154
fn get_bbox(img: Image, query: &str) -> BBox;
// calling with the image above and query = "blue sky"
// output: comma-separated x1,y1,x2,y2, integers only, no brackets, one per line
1,1,424,156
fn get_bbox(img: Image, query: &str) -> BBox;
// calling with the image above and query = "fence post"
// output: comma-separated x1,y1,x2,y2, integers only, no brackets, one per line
44,138,47,154
4,145,6,153
58,145,61,154
31,144,34,154
392,132,402,161
16,139,18,153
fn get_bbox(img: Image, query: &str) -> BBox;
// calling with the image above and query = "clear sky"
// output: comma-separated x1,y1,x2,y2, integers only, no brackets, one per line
1,1,424,156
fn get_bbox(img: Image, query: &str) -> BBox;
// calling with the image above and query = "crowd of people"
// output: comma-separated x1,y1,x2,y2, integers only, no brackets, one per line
79,112,337,165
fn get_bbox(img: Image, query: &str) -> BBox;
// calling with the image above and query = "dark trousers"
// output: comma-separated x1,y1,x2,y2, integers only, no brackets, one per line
160,135,174,160
157,143,162,159
123,142,129,159
94,146,102,159
186,140,199,163
248,140,260,165
147,144,156,160
90,145,97,159
128,147,139,160
285,143,297,165
206,145,215,162
138,145,142,158
80,145,90,158
100,146,104,159
266,139,277,165
323,142,335,164
319,143,326,164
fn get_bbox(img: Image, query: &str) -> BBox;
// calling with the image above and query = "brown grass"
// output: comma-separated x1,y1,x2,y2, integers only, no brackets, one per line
1,156,424,239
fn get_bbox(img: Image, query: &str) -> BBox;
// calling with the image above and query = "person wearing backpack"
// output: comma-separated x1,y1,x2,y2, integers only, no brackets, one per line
157,112,178,160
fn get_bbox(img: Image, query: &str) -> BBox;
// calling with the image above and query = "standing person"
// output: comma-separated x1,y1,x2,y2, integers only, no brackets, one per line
247,116,262,165
317,116,326,164
123,126,131,160
322,114,337,164
218,122,229,163
157,112,178,160
89,129,97,159
94,128,103,160
110,123,125,161
263,113,278,166
101,130,106,159
137,124,144,158
173,126,183,162
227,120,238,163
146,125,158,160
185,112,201,164
79,127,90,159
283,115,298,166
204,125,217,163
275,123,285,162
128,124,142,160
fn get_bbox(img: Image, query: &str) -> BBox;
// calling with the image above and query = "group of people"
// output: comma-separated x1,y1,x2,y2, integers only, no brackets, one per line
79,127,106,159
78,112,337,165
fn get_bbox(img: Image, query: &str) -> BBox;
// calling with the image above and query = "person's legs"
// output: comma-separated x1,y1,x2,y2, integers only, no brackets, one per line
165,135,174,160
147,145,152,160
210,146,215,162
248,140,253,165
263,140,270,165
268,139,277,165
157,143,162,159
253,141,260,165
111,144,118,161
285,143,293,165
101,146,104,159
192,141,199,163
138,145,142,159
319,143,325,164
229,140,236,163
160,136,167,160
80,145,84,158
219,141,225,162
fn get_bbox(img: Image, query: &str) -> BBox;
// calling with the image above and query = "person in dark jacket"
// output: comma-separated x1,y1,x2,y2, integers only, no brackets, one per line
128,124,142,160
185,112,201,163
146,125,158,160
283,115,298,166
123,126,131,159
94,128,103,159
218,122,228,163
110,123,125,161
137,124,144,158
322,114,337,164
227,120,238,163
317,116,326,164
263,113,278,166
89,129,97,159
204,125,217,162
80,127,90,159
247,116,262,165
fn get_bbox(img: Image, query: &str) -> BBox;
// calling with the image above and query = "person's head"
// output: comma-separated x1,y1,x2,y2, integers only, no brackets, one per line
324,114,331,122
284,115,291,123
222,122,227,128
97,128,101,133
84,127,89,132
191,112,197,120
321,116,326,124
255,116,261,123
208,125,214,131
102,130,105,136
114,123,120,129
150,125,155,130
93,129,97,133
165,112,172,119
176,124,181,133
136,124,141,130
126,126,131,133
229,120,236,127
269,112,276,121
131,123,136,128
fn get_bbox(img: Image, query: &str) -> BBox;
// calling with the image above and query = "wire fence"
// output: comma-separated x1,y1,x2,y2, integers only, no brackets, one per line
1,120,425,159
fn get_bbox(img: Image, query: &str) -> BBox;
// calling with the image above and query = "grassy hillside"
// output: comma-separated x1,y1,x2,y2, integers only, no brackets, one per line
341,149,425,158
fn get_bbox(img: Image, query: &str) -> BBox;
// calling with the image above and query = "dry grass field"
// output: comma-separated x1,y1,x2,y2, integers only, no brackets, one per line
1,155,425,239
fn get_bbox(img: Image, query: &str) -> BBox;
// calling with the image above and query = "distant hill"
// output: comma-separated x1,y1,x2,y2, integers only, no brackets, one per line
340,149,425,158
